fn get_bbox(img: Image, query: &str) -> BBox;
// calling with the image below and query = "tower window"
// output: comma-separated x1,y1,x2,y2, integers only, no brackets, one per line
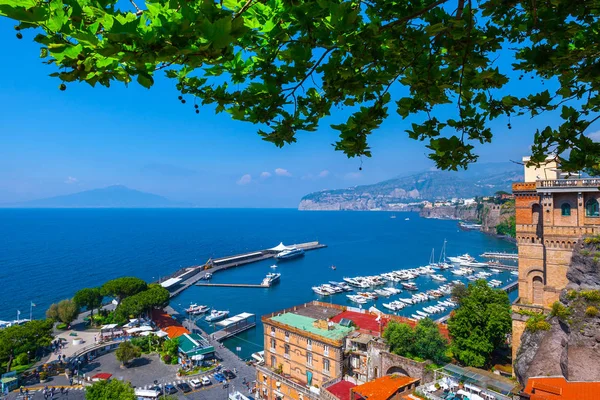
586,199,599,217
561,203,571,216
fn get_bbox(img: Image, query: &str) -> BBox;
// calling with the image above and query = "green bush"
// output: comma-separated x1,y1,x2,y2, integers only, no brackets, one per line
566,290,578,300
550,302,570,319
584,235,600,245
496,215,516,238
162,354,172,364
14,353,29,366
526,313,551,332
580,290,600,302
585,306,598,317
39,371,48,381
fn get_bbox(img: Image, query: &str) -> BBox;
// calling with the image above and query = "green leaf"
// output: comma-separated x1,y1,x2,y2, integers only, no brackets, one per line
137,73,154,89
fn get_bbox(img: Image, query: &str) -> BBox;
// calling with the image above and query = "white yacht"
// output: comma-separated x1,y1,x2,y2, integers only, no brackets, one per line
431,274,447,282
206,310,229,322
186,304,210,315
262,272,281,287
448,253,475,264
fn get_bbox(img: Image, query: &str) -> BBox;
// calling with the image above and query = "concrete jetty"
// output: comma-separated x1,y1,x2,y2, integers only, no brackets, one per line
161,241,325,298
196,283,269,288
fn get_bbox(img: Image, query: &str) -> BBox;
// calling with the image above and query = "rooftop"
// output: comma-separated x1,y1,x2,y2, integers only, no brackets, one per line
326,380,357,400
269,312,354,341
178,333,212,353
291,303,344,320
331,310,385,334
523,376,600,400
352,375,419,400
151,309,190,339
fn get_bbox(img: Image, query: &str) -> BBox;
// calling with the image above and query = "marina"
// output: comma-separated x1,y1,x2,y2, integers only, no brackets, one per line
161,241,324,298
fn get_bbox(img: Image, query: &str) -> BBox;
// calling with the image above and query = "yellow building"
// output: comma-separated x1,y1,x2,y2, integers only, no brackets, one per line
256,303,355,400
511,158,600,361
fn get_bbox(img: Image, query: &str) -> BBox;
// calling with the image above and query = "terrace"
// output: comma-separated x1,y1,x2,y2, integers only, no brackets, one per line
416,364,517,400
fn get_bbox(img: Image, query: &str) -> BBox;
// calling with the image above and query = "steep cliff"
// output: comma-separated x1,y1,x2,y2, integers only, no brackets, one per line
419,201,515,238
514,239,600,385
419,205,479,220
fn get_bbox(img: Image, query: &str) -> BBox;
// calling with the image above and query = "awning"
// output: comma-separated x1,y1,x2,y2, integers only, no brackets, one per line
269,242,292,252
155,331,168,338
216,313,255,327
100,324,118,330
160,277,182,288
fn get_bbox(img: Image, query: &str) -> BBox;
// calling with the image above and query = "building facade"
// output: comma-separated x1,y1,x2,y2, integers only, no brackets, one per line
257,303,353,400
511,158,600,360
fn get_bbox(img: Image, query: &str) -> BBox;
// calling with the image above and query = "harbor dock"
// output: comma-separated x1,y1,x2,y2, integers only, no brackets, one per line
161,241,325,298
196,283,270,288
480,251,518,260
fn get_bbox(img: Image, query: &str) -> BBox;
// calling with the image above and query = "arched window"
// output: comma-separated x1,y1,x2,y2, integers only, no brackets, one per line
586,199,599,217
561,203,571,216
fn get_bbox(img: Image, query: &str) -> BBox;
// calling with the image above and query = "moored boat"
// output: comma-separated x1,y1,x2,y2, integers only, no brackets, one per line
206,310,229,322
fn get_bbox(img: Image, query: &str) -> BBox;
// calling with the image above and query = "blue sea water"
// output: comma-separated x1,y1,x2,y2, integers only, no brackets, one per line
0,209,516,358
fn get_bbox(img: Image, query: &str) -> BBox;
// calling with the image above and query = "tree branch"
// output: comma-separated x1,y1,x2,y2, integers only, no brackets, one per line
283,48,334,99
233,0,256,20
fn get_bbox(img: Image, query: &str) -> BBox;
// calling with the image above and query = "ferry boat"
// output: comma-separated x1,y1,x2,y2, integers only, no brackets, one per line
275,248,305,260
206,310,229,322
186,304,210,315
401,282,418,291
262,272,281,287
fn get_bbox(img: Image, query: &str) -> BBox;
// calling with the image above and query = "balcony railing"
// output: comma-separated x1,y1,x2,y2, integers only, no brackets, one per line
537,178,600,189
256,365,319,400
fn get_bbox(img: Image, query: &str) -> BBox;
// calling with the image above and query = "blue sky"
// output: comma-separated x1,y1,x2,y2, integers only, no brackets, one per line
0,18,574,207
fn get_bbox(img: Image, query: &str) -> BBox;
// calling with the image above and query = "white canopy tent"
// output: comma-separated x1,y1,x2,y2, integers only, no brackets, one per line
268,242,293,252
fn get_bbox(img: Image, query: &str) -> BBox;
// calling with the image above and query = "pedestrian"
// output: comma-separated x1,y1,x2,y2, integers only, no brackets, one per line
65,388,69,397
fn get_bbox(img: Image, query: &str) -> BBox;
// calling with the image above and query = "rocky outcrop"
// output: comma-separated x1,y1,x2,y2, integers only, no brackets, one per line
566,243,600,291
514,239,600,385
419,205,478,220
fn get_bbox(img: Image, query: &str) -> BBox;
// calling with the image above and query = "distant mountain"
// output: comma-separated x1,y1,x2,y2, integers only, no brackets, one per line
299,162,523,211
1,185,187,208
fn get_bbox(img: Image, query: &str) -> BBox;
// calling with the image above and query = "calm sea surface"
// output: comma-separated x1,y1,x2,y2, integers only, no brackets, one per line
0,209,517,358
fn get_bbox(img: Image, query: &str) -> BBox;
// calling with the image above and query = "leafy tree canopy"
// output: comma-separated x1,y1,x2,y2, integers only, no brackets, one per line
101,277,147,302
85,378,136,400
73,287,104,317
1,0,600,171
114,284,170,322
0,319,54,372
57,298,80,325
115,340,142,366
447,279,511,368
383,318,447,364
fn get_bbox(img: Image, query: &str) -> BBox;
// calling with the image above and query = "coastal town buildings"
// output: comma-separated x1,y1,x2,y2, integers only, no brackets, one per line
255,301,447,400
511,156,600,360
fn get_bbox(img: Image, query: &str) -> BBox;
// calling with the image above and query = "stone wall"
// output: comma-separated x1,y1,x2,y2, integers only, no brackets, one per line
366,341,432,383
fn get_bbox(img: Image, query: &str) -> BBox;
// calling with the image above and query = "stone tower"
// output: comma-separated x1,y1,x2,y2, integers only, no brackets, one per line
511,157,600,361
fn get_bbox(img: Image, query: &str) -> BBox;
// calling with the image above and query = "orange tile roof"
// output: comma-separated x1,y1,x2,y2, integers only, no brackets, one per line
352,375,419,400
151,309,190,339
523,376,600,400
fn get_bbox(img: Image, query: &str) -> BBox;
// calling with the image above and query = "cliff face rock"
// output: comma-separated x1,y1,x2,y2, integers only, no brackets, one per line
419,205,478,220
514,239,600,385
566,242,600,291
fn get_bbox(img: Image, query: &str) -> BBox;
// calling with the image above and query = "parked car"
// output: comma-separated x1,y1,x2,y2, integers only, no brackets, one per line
164,384,178,394
149,386,163,395
201,376,211,386
223,370,236,380
177,382,192,393
214,373,227,383
190,379,202,389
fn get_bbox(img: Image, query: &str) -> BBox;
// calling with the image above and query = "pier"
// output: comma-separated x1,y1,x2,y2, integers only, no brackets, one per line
480,251,518,260
160,241,325,298
196,283,269,288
